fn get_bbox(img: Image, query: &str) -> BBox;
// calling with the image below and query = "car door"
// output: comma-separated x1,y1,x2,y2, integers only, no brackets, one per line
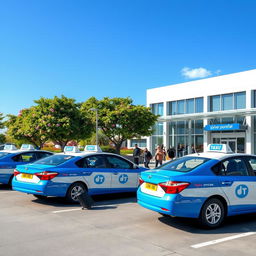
105,155,139,192
79,155,111,195
217,156,256,213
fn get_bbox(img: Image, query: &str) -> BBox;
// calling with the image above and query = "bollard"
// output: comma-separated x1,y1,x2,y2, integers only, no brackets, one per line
76,191,94,210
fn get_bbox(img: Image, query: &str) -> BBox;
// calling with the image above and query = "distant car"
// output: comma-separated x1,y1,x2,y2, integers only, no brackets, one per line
137,144,256,228
12,146,147,203
0,144,53,185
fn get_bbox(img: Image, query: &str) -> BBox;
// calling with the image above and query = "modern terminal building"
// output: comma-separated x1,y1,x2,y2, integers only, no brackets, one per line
146,69,256,155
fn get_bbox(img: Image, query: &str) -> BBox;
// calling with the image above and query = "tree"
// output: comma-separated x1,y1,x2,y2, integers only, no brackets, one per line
33,95,94,150
0,113,4,130
81,97,158,154
5,108,47,148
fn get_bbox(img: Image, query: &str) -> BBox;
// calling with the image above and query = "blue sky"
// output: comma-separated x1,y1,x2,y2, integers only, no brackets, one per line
1,0,256,116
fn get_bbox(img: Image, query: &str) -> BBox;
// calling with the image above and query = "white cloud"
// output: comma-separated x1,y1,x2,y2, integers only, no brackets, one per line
181,67,212,79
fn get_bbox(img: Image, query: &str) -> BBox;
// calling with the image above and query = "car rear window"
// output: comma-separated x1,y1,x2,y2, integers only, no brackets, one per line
33,154,75,166
159,156,210,172
0,152,10,159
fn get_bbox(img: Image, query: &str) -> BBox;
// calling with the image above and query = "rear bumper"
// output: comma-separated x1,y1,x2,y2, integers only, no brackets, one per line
12,178,69,197
137,187,205,218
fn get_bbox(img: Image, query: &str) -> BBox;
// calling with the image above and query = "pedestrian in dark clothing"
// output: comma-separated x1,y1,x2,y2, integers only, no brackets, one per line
143,148,152,168
167,147,175,160
133,144,141,165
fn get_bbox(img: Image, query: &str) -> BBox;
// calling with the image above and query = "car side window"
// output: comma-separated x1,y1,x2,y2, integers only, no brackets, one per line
36,152,52,160
12,152,37,162
245,157,256,176
106,156,132,169
221,157,249,176
84,156,107,169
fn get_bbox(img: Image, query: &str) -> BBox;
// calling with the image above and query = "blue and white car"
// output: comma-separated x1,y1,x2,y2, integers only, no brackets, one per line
137,144,256,228
0,144,53,186
12,146,147,203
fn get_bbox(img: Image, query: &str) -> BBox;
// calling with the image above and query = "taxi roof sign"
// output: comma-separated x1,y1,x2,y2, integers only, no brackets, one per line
64,146,80,153
3,144,18,151
20,144,35,151
206,144,233,153
84,145,102,153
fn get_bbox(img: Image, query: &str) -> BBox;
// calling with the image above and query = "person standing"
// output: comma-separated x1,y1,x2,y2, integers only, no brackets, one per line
155,145,164,168
133,144,141,165
167,147,175,160
143,148,152,168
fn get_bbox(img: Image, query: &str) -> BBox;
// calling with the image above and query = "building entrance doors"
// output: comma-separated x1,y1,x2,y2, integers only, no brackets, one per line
211,132,245,153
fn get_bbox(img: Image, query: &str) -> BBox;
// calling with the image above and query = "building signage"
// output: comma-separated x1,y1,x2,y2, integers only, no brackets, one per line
204,123,246,131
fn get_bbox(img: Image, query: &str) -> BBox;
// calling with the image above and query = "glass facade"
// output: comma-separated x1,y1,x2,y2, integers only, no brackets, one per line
151,103,164,116
209,92,246,112
152,122,164,153
168,120,204,156
167,97,203,115
130,139,147,148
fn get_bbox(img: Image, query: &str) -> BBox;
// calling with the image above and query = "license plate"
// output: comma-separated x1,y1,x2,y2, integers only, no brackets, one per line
21,173,33,179
145,182,157,191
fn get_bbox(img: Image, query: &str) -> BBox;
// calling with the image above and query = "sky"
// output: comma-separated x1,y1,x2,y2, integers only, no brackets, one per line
1,0,256,116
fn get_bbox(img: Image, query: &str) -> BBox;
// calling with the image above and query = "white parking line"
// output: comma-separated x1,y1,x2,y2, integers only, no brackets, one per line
52,208,81,213
191,232,256,248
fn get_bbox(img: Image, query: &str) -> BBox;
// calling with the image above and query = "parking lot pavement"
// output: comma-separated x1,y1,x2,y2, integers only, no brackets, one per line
1,186,256,256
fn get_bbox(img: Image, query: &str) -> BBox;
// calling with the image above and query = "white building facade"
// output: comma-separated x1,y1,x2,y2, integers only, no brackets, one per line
147,69,256,156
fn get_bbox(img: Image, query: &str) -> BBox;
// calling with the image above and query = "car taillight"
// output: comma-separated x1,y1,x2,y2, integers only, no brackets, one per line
139,177,144,186
35,171,58,180
159,181,190,194
14,169,20,176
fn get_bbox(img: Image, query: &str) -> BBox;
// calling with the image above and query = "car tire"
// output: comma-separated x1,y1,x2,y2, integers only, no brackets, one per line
66,182,86,203
8,175,14,188
33,194,46,200
199,198,225,228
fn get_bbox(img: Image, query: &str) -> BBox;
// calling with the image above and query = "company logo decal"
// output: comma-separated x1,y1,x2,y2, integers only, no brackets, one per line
119,174,128,184
94,174,105,184
235,184,249,198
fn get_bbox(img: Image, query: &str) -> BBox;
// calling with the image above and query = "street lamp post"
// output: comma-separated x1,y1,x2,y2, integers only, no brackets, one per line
90,108,98,146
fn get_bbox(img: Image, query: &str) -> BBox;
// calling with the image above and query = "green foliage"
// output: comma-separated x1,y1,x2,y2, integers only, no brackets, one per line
120,148,133,155
100,145,116,153
0,113,4,129
81,97,158,154
79,130,109,147
6,95,94,150
0,134,6,144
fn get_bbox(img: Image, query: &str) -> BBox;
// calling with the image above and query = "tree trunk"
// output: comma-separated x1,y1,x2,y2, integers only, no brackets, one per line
114,143,122,155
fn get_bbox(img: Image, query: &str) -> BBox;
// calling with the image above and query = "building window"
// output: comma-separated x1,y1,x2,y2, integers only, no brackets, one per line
195,97,203,113
177,100,185,114
151,122,164,153
210,92,246,112
186,99,194,114
168,120,204,156
167,97,204,116
222,93,233,111
210,95,221,112
234,92,246,109
130,139,147,148
151,103,164,116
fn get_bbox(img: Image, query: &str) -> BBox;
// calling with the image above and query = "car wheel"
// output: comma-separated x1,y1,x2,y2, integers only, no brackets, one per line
33,194,46,200
199,198,225,228
8,175,14,188
66,182,86,203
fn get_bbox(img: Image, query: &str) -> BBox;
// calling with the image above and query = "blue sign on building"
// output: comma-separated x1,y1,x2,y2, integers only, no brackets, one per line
204,123,245,131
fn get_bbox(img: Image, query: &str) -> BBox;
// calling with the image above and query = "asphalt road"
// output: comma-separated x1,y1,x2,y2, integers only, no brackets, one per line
0,184,256,256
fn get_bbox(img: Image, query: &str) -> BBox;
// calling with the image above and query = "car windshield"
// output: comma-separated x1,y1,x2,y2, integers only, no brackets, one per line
158,156,210,172
0,152,10,159
33,154,75,166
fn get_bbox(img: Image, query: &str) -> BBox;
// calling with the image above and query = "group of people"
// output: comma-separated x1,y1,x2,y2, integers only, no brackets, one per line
133,144,176,169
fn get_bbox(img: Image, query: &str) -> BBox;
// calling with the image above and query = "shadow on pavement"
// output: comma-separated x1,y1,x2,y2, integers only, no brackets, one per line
158,213,256,234
0,184,12,191
31,192,137,209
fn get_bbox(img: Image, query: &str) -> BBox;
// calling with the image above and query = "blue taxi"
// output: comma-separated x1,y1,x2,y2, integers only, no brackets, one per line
137,144,256,228
0,144,53,186
12,146,147,203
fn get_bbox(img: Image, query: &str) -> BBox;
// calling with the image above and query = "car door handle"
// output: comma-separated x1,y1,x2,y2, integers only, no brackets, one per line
113,172,119,175
221,181,232,185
